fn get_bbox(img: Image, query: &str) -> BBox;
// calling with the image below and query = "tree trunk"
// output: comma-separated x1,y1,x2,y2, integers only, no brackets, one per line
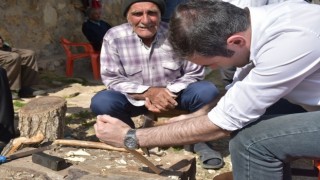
18,96,67,142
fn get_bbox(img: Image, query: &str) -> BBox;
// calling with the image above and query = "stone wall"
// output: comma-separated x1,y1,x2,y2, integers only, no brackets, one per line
0,0,319,70
0,0,125,62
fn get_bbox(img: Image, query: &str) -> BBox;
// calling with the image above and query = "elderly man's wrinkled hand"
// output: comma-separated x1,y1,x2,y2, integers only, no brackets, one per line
145,97,162,113
145,87,178,111
94,115,131,148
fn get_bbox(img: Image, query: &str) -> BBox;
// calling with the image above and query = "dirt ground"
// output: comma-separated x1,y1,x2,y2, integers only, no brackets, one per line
2,58,318,180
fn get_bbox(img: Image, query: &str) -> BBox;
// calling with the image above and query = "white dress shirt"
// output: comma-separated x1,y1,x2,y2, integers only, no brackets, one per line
222,0,288,8
209,0,320,131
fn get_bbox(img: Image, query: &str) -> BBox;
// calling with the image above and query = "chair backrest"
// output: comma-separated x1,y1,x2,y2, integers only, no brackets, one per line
60,37,73,57
60,37,96,56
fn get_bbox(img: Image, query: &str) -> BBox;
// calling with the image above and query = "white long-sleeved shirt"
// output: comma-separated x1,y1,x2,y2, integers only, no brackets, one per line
209,0,320,131
222,0,288,8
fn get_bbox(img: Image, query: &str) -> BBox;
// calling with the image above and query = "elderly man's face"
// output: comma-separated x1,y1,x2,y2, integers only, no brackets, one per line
127,2,161,43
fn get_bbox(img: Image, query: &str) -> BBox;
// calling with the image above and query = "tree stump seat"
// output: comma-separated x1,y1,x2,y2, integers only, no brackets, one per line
1,96,67,156
18,96,67,142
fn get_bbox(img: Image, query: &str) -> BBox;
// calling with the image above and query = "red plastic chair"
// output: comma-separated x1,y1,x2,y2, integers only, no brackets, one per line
291,159,320,178
316,160,320,180
60,37,101,80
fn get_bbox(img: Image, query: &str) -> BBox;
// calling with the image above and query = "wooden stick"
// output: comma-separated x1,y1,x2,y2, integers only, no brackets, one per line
126,148,163,175
53,140,162,174
2,132,45,156
53,139,143,154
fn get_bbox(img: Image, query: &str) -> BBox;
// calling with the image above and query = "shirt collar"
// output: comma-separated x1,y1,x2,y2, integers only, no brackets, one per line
89,20,101,26
247,6,267,62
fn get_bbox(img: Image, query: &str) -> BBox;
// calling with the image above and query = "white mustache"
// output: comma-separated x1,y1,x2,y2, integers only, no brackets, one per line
138,24,153,28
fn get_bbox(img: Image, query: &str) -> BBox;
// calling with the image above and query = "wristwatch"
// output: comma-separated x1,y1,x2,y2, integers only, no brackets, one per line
124,129,139,149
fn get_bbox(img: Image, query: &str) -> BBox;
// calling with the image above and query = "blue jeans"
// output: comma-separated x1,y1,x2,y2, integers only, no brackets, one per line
230,109,320,180
90,80,219,128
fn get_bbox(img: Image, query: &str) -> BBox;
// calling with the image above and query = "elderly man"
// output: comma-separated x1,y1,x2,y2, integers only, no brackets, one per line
94,1,320,179
90,0,224,169
82,7,112,51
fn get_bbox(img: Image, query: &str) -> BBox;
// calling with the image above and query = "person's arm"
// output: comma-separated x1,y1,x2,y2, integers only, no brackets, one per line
94,114,230,148
137,115,230,148
164,92,225,123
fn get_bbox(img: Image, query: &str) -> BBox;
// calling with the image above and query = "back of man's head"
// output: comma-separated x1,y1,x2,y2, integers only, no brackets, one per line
169,1,249,58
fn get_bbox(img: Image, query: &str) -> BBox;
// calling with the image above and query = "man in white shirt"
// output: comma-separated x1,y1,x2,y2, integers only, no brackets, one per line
94,1,320,179
220,0,309,86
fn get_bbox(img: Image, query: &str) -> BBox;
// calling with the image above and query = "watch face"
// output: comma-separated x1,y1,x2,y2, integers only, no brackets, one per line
124,137,137,149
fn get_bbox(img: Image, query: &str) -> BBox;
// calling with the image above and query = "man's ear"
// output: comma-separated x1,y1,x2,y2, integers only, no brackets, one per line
226,35,246,48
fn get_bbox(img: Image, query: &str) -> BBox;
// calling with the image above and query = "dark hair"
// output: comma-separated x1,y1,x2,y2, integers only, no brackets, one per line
168,1,250,58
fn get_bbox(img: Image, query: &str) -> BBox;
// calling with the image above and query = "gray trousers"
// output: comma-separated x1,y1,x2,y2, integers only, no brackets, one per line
0,48,39,91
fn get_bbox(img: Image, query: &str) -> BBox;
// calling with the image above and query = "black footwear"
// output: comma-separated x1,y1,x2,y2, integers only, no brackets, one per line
194,142,224,169
18,87,47,98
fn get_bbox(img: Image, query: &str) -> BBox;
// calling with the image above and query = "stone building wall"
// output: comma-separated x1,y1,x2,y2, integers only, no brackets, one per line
0,0,125,62
0,0,319,70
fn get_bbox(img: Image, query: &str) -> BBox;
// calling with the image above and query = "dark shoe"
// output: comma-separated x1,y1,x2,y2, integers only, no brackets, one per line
11,91,20,100
18,87,47,98
194,142,225,169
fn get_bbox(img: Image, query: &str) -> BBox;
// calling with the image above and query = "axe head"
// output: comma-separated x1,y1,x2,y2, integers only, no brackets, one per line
32,152,70,171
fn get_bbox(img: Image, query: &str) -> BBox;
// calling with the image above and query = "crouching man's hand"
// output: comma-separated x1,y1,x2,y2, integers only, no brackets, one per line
94,115,131,148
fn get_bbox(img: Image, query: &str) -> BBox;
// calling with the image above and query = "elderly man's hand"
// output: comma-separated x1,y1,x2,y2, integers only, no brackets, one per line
94,115,131,148
144,87,178,112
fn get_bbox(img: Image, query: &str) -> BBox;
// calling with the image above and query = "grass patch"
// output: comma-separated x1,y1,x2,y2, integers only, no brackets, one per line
40,72,88,86
65,110,95,124
13,100,27,112
13,100,26,108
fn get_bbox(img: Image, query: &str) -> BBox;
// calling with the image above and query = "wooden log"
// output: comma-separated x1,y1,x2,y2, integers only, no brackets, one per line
1,132,44,156
18,96,67,142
